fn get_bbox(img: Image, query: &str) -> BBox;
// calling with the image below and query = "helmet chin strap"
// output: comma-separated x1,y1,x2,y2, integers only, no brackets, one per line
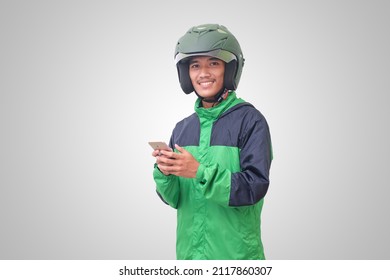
195,88,229,104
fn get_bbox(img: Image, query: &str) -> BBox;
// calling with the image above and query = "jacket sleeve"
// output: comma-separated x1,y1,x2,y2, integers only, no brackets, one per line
195,115,272,207
230,116,272,206
153,165,180,209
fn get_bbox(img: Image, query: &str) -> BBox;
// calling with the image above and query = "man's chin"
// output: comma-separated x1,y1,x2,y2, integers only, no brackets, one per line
195,89,218,98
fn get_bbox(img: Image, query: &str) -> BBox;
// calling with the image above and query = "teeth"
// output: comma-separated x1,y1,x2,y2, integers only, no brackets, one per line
200,81,213,86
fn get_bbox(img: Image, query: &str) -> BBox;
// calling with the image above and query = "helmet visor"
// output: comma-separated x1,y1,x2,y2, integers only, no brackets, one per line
175,49,237,65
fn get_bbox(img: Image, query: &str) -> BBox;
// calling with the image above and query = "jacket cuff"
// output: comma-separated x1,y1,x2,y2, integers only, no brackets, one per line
196,163,206,183
153,163,169,178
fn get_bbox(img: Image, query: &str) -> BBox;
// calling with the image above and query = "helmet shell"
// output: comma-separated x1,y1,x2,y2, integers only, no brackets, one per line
174,24,245,94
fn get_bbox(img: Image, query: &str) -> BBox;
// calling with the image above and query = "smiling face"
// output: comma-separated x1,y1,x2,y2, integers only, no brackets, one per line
189,56,225,106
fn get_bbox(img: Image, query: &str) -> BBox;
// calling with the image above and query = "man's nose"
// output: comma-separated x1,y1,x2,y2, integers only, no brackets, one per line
199,66,211,77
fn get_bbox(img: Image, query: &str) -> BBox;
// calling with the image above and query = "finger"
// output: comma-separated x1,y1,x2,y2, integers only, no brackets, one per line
157,164,171,175
158,163,178,174
157,155,177,166
160,149,176,158
160,164,180,174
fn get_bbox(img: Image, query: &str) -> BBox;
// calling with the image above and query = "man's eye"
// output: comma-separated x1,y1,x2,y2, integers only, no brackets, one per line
190,64,199,69
210,61,220,66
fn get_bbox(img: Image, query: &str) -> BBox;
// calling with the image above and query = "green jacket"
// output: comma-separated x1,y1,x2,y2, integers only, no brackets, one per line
153,92,272,260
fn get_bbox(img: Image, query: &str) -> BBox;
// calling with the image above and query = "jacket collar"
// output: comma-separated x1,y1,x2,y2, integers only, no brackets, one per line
194,91,244,120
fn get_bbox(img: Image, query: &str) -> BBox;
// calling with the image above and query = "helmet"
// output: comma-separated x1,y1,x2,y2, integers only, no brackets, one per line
174,24,245,94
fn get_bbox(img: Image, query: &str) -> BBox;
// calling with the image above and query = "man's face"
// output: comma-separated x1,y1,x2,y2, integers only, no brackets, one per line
189,56,225,100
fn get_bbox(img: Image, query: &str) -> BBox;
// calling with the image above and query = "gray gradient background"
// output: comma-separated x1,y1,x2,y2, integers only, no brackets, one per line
0,0,389,259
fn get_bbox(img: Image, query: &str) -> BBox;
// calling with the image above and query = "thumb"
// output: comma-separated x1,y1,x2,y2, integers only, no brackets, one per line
174,144,186,154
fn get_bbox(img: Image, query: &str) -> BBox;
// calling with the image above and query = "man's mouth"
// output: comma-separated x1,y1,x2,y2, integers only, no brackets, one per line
198,80,214,87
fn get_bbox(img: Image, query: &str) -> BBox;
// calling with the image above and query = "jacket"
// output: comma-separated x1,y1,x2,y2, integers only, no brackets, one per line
153,91,272,259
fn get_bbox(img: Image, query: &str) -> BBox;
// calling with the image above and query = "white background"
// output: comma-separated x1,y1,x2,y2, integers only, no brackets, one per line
1,0,389,259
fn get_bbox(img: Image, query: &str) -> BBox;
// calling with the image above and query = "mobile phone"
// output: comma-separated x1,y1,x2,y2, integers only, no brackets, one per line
148,141,171,151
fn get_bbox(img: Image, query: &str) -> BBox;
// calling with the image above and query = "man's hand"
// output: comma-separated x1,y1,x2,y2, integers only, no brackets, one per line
152,147,172,176
156,144,200,178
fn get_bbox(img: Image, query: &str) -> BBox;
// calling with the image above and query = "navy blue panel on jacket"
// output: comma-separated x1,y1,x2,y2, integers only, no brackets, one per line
169,113,200,149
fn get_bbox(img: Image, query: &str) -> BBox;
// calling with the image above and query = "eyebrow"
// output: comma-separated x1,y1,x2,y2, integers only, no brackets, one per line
189,57,220,64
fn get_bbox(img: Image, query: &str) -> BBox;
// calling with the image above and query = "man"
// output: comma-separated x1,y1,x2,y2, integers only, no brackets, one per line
152,24,272,260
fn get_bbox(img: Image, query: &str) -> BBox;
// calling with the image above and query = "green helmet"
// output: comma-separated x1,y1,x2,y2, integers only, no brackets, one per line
174,24,245,94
